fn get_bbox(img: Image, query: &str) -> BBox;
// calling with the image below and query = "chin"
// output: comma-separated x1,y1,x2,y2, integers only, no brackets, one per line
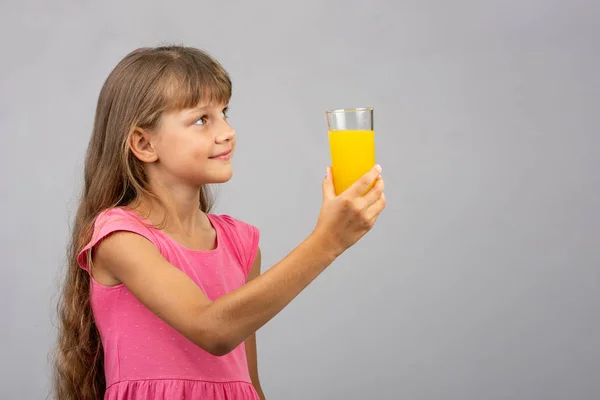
209,170,234,184
191,164,234,185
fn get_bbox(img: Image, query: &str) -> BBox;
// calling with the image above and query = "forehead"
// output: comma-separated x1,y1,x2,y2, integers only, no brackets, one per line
162,74,231,112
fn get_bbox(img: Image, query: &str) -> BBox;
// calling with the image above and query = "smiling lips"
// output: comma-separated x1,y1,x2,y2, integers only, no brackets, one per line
210,149,232,160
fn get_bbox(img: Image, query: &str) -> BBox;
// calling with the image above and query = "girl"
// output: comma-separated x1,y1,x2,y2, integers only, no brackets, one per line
54,45,386,400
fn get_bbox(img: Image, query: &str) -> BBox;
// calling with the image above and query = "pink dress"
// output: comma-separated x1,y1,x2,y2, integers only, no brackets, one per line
78,207,261,400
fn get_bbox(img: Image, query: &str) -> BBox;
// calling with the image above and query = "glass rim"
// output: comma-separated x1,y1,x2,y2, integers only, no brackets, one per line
325,107,373,114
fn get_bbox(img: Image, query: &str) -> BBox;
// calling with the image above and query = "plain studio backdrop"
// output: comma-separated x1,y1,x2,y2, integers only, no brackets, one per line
1,0,599,399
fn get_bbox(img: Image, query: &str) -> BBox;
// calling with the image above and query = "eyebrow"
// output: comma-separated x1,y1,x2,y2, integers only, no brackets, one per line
188,104,229,113
190,106,207,112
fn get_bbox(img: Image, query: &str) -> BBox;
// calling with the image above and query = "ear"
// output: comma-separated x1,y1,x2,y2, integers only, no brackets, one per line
129,128,158,163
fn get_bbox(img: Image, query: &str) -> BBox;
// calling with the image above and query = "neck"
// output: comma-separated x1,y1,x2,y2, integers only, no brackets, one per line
140,179,208,235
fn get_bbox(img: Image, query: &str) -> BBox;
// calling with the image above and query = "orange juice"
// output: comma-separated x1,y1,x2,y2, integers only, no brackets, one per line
328,129,376,195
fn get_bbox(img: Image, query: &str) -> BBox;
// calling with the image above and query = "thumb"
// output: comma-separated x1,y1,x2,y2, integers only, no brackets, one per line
322,166,336,200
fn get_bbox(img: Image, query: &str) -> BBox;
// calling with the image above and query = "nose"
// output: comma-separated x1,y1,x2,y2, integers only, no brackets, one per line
215,119,235,143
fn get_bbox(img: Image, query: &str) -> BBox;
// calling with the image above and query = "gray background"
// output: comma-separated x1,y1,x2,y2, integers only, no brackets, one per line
1,0,599,399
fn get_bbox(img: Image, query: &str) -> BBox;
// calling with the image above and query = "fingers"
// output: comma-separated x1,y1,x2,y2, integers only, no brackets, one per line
366,193,386,221
348,164,382,198
360,176,384,208
322,166,336,200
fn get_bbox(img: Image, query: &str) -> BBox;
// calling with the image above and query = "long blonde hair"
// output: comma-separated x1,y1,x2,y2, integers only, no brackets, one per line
53,45,232,399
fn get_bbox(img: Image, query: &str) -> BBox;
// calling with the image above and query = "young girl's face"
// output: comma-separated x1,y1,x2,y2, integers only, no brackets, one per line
149,101,235,187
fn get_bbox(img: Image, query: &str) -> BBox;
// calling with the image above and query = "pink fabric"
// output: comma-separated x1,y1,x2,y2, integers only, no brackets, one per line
78,207,261,400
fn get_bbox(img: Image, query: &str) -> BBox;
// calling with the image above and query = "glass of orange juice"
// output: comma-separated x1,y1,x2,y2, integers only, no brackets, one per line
326,107,376,195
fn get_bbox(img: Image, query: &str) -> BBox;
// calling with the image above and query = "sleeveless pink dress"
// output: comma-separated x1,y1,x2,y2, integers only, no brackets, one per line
78,207,261,399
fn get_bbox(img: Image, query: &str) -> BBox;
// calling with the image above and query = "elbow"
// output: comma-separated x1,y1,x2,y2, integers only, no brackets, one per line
202,336,236,357
193,319,236,357
206,341,235,357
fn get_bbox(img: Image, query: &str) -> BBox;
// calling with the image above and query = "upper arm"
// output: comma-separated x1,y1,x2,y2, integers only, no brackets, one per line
245,247,263,390
93,231,219,352
246,247,262,281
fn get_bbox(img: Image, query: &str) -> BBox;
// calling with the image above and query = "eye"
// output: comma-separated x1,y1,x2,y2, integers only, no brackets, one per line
194,116,208,125
222,107,229,119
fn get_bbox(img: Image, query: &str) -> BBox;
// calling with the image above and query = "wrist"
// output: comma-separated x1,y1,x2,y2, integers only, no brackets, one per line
306,229,343,262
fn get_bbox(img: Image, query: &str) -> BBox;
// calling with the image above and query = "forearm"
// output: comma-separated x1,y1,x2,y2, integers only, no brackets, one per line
202,232,337,353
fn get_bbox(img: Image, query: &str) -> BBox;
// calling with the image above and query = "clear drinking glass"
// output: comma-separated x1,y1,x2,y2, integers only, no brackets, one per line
326,107,376,195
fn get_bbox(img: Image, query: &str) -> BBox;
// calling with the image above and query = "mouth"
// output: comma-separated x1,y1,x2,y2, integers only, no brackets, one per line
209,149,232,160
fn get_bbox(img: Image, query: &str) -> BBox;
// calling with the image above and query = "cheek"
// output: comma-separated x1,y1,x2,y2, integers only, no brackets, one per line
157,129,212,166
191,143,212,159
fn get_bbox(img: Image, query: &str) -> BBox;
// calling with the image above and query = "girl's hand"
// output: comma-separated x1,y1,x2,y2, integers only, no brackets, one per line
313,164,386,257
